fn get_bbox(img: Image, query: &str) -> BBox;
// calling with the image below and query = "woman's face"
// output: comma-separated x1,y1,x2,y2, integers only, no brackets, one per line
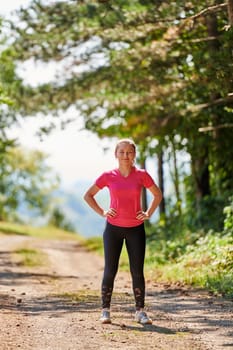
115,142,135,165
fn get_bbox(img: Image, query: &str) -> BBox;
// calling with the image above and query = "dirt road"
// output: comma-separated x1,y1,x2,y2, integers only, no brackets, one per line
0,234,232,350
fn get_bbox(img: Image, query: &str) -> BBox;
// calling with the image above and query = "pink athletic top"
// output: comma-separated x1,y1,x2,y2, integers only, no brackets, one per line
95,166,155,227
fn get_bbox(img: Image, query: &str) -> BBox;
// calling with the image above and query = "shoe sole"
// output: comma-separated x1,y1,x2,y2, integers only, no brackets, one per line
136,319,153,325
100,319,111,324
141,320,152,325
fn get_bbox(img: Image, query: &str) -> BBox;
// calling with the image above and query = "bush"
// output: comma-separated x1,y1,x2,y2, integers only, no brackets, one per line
145,200,233,298
223,196,233,235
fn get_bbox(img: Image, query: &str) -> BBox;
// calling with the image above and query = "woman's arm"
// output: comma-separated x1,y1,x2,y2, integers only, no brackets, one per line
136,184,163,221
146,184,163,218
83,184,116,218
83,184,105,217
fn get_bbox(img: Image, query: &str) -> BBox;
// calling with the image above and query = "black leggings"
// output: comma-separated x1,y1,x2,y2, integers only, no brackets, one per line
101,222,146,310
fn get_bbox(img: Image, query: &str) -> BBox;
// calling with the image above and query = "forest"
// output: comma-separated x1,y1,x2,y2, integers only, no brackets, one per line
0,0,233,297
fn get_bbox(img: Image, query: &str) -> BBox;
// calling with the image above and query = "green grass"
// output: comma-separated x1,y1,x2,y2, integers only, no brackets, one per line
82,236,103,255
13,247,47,267
58,290,100,303
0,221,84,241
146,232,233,298
55,289,133,305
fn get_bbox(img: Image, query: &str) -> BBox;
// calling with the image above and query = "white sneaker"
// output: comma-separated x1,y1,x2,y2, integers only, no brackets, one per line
100,309,111,324
135,310,152,325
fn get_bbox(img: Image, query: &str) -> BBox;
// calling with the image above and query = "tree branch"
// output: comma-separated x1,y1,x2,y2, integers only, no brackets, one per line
189,93,233,112
189,36,221,43
188,3,227,21
199,123,233,132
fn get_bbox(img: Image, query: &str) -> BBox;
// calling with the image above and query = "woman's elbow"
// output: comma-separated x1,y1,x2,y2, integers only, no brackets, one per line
83,192,89,202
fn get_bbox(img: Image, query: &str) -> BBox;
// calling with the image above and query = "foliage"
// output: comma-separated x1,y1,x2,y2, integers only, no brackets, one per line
48,207,76,232
83,236,103,254
146,216,200,264
147,195,233,261
151,232,233,298
0,25,26,143
145,199,233,298
0,146,59,221
0,41,19,172
183,195,226,232
223,196,233,235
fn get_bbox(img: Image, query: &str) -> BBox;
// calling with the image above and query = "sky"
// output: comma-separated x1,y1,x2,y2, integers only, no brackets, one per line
2,0,120,188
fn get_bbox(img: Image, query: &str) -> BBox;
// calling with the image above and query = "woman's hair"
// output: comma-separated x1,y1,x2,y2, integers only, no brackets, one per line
115,138,136,153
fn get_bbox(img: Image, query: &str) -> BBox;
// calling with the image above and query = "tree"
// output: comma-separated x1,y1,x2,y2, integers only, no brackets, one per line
0,146,59,221
48,207,76,232
0,16,29,165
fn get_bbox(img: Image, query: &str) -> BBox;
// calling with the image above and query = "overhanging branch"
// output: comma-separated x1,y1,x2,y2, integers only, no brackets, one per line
188,3,227,21
189,93,233,112
199,123,233,132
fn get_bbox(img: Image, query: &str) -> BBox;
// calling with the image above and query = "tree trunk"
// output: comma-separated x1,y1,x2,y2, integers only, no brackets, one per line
228,0,233,25
191,152,211,201
158,150,165,216
140,158,147,212
205,3,223,194
171,143,182,216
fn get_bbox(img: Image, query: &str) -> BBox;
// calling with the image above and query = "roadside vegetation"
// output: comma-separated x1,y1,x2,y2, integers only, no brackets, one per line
0,221,83,241
13,247,47,267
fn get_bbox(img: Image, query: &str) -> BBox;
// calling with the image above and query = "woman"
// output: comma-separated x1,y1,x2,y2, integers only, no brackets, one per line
83,138,162,324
